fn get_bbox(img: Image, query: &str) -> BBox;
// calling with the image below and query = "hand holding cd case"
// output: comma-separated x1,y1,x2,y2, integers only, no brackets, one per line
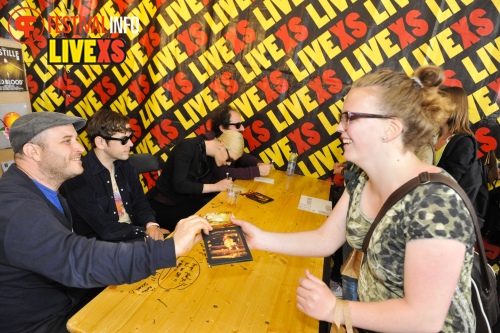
202,225,253,266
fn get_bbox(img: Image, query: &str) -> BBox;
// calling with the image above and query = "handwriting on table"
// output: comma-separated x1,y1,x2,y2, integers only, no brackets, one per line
129,256,200,295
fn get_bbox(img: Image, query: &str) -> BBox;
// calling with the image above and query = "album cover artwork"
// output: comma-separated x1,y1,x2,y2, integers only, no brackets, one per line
241,191,274,204
204,212,232,229
202,226,253,266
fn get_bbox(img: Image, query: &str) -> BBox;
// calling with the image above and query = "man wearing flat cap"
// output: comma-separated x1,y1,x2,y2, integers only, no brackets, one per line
0,111,212,332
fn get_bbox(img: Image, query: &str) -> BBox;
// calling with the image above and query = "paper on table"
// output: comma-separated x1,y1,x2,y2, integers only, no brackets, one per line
298,195,332,216
254,177,275,184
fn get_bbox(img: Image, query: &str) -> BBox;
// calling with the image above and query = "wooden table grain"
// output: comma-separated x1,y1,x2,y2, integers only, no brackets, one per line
67,170,331,333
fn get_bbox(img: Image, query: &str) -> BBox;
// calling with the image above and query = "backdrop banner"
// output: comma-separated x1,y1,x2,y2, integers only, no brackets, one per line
1,0,499,186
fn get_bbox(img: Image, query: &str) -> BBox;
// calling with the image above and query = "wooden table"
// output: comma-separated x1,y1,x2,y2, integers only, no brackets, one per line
67,170,331,333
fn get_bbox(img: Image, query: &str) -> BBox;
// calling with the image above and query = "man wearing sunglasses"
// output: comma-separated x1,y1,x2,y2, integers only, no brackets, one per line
61,109,169,241
206,109,272,180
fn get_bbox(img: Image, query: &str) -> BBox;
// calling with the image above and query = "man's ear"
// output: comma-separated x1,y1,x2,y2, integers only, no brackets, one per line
94,136,107,150
219,125,226,133
22,143,41,161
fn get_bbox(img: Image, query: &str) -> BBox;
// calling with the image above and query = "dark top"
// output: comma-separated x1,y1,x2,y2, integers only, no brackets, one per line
61,149,155,241
153,136,219,204
204,131,261,180
0,165,176,332
437,134,482,207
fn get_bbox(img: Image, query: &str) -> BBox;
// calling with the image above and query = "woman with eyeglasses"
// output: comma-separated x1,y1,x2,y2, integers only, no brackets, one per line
205,108,273,180
148,130,244,231
233,66,476,332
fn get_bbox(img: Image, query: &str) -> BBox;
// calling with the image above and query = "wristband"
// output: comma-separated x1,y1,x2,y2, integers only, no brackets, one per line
146,222,160,229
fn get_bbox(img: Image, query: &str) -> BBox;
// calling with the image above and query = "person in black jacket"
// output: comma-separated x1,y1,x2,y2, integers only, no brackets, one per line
434,86,486,224
148,130,244,231
0,111,211,333
61,109,169,240
204,108,272,180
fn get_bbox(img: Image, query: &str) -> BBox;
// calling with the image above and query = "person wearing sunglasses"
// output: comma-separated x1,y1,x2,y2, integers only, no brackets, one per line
205,108,272,180
0,111,212,333
148,130,244,231
61,109,169,241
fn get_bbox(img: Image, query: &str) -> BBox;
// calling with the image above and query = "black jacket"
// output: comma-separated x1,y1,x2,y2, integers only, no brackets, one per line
437,133,485,219
153,136,219,204
61,150,155,241
0,165,176,332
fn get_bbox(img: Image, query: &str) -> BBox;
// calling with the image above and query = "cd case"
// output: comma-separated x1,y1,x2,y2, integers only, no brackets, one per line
202,225,253,266
241,191,274,204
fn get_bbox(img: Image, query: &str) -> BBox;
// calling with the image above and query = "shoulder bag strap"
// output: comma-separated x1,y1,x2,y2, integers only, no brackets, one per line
362,174,424,253
361,172,491,292
426,173,491,292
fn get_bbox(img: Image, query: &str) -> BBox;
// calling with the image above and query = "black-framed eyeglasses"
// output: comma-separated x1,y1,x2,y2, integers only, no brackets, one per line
229,122,243,129
340,111,394,130
225,147,235,163
100,134,133,145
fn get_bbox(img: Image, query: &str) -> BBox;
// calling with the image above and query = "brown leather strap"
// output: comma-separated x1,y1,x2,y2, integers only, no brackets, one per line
361,172,491,293
361,174,425,253
331,299,355,333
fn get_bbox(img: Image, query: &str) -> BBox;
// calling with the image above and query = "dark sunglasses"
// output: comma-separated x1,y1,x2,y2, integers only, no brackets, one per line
340,111,394,130
225,147,235,163
100,134,133,145
229,122,243,129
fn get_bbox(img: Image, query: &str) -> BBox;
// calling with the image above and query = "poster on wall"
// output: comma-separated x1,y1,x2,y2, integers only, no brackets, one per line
0,1,499,181
0,46,26,91
0,103,30,149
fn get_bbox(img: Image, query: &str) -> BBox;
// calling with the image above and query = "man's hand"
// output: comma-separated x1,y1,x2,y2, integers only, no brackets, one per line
173,215,212,256
257,163,273,176
145,223,167,240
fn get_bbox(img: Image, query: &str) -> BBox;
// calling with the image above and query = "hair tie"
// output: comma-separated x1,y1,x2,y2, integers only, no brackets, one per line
412,77,423,88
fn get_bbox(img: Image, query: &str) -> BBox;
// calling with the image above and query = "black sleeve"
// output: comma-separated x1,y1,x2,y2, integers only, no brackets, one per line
438,136,476,183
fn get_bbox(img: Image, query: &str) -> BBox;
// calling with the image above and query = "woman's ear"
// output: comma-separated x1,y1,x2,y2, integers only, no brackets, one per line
383,118,404,142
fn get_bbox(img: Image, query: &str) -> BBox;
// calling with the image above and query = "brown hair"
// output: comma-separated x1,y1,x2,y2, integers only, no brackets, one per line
350,65,450,152
439,86,473,136
211,109,239,137
87,109,130,148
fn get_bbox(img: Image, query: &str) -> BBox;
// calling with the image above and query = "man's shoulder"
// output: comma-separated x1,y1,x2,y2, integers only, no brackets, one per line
81,150,105,173
0,173,46,213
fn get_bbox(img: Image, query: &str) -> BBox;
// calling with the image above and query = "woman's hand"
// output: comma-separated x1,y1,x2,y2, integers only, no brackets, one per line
230,215,262,249
296,269,337,322
214,178,233,192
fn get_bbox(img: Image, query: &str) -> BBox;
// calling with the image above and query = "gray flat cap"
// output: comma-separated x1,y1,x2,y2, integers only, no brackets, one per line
9,112,86,153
